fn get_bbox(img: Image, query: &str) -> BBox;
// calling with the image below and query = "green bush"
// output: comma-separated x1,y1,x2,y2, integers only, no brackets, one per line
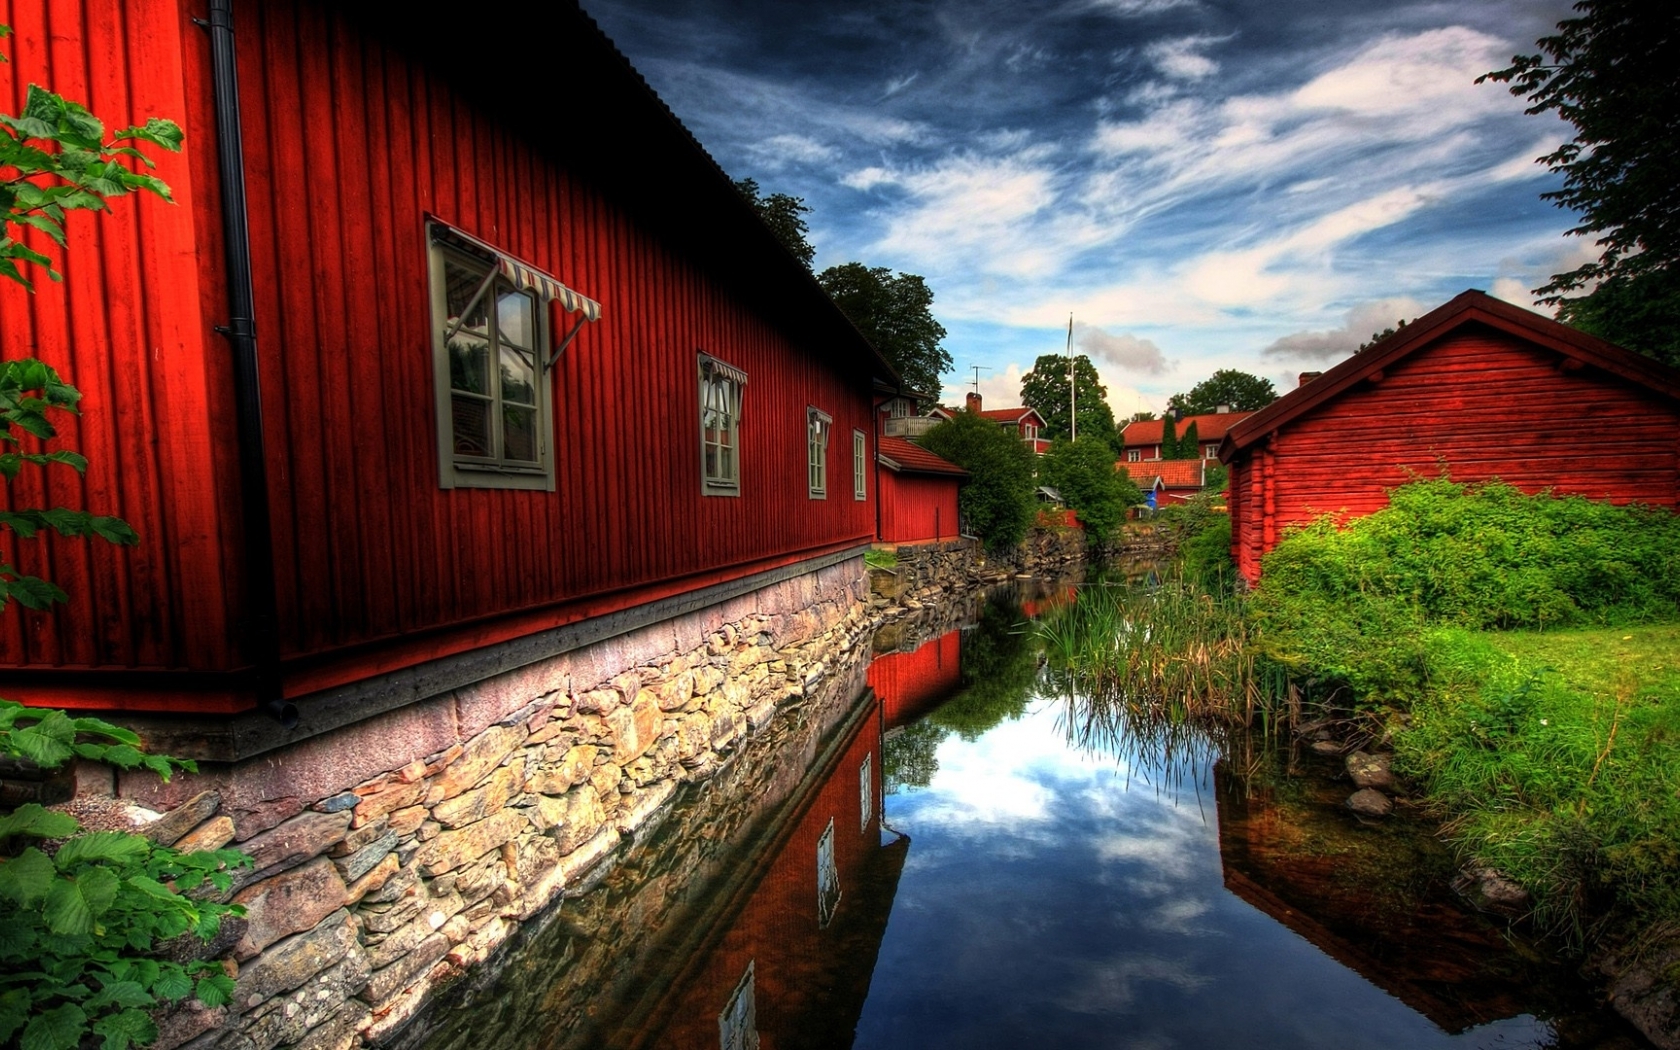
1250,479,1680,708
917,411,1036,551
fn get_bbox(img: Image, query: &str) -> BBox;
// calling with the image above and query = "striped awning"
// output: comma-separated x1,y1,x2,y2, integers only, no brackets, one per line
430,219,602,322
496,255,602,322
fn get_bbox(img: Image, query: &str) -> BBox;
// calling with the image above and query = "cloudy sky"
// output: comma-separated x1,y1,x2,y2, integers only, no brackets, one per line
582,0,1583,415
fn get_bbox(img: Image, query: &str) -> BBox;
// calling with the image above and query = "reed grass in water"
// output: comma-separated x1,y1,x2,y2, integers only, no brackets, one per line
1038,578,1285,727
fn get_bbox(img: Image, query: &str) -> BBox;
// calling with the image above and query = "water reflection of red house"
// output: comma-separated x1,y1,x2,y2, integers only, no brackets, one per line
1213,762,1535,1034
1018,585,1076,620
868,631,963,730
628,693,907,1050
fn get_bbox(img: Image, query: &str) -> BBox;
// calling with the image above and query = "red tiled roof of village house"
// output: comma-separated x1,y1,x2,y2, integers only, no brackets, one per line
1119,459,1204,489
1121,411,1252,448
878,436,969,476
977,407,1045,426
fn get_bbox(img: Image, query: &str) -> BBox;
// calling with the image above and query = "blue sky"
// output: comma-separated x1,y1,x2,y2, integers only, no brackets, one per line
582,0,1582,416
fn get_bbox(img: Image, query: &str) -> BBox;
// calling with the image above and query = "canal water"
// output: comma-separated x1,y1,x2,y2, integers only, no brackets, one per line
406,578,1651,1050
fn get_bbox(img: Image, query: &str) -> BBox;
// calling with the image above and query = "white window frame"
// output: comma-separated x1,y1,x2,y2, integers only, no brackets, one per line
1023,422,1038,442
1127,449,1141,462
852,429,867,501
817,817,840,928
1204,443,1219,458
808,406,831,499
428,225,553,490
700,353,746,496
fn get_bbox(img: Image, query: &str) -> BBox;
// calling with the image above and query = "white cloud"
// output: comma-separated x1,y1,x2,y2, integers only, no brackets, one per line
1080,0,1202,15
883,72,920,98
1260,297,1428,363
1145,35,1222,81
1077,323,1169,374
745,133,839,169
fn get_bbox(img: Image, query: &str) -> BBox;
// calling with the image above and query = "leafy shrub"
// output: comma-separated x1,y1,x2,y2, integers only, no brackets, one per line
1251,479,1680,708
0,702,249,1050
917,411,1036,551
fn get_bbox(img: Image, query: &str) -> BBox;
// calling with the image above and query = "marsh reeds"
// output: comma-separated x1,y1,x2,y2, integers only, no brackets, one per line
1037,576,1285,728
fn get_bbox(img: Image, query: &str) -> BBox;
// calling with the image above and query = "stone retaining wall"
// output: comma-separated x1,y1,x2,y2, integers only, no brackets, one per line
100,556,871,1050
868,527,1085,611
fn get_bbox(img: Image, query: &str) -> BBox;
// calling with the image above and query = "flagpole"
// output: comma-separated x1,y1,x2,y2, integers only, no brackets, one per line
1066,314,1075,442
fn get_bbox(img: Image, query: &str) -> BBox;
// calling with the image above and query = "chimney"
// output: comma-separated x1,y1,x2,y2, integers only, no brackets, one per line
1298,371,1322,388
1216,403,1231,414
966,391,982,413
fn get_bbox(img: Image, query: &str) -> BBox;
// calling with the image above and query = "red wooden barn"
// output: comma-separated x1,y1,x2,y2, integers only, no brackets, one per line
1220,290,1680,584
876,436,967,545
0,1,893,730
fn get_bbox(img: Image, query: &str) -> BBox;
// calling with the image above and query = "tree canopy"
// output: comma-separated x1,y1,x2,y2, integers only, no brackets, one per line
733,177,815,271
1165,369,1277,416
1483,1,1680,365
916,410,1035,551
1019,353,1120,453
818,262,952,397
1040,436,1138,543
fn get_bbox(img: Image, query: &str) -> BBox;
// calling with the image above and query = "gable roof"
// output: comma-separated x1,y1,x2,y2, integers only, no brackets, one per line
1221,289,1680,462
1122,412,1252,448
1119,459,1205,489
878,436,969,477
977,407,1046,427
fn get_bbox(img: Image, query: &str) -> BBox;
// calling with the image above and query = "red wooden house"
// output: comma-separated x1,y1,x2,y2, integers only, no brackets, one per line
876,436,967,545
936,393,1050,454
0,0,891,731
1220,289,1680,584
1120,410,1250,463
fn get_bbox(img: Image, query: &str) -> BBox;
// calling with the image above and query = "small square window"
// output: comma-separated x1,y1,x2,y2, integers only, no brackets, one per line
700,354,747,496
1127,449,1141,462
808,406,831,498
853,430,867,501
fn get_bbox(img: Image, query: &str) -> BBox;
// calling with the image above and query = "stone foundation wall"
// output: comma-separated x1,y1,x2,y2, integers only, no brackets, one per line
100,557,871,1050
868,527,1085,611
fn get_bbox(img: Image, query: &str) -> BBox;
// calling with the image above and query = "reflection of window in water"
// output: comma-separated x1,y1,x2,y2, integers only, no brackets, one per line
718,960,759,1050
859,753,873,833
817,818,841,928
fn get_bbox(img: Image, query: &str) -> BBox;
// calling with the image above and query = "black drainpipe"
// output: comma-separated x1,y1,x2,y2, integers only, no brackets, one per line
204,0,296,728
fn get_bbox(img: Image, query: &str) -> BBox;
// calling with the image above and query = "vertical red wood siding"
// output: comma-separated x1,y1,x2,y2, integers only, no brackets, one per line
1,0,879,709
869,628,962,728
0,0,240,676
1229,326,1680,582
878,472,961,544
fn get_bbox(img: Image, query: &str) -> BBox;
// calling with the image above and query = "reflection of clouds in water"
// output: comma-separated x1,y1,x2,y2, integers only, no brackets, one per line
1058,954,1213,1015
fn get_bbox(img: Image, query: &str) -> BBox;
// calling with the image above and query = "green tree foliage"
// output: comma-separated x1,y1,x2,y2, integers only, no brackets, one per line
916,409,1034,551
1018,354,1120,453
817,262,952,398
1165,369,1277,416
1482,1,1680,364
1357,318,1410,352
1129,410,1157,422
1039,437,1135,543
733,177,815,272
1158,414,1178,460
1174,421,1200,461
1556,269,1680,368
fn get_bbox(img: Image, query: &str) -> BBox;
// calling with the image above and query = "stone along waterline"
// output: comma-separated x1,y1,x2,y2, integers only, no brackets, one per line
407,581,1651,1050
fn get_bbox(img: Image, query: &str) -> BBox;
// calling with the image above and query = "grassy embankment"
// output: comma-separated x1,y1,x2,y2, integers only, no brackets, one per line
1041,478,1680,951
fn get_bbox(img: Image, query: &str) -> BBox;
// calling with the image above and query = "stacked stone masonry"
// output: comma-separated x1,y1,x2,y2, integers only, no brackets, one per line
105,558,873,1050
868,527,1084,610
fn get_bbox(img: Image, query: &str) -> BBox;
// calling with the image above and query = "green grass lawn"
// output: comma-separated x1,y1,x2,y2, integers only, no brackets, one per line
1395,623,1680,948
